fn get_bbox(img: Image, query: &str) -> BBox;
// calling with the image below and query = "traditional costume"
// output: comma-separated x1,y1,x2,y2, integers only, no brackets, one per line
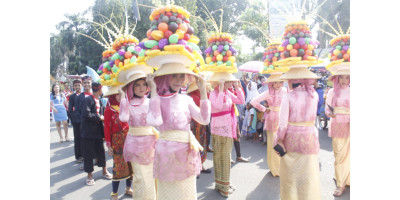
251,41,288,177
144,5,209,200
68,79,83,161
203,32,245,197
275,21,323,200
324,30,351,193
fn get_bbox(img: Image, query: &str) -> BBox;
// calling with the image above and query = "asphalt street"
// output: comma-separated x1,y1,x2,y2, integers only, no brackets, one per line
50,120,350,200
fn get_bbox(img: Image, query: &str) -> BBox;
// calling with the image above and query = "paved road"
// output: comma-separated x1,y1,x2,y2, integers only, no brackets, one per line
50,121,350,200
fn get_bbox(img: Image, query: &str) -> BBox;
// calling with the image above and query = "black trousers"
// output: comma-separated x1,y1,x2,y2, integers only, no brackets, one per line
82,138,106,173
72,122,82,159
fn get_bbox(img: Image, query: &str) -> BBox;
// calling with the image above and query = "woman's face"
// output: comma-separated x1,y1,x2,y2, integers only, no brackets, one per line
53,85,60,93
169,74,186,92
338,75,350,87
272,81,283,90
224,81,233,90
133,79,148,97
115,94,121,102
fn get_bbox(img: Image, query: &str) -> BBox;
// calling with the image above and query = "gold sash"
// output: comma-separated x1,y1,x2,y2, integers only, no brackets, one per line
269,106,280,112
160,130,203,152
288,121,315,127
334,107,350,115
129,126,160,139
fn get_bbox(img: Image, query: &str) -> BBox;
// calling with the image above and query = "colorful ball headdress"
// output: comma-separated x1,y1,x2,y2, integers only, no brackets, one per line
277,21,322,80
260,39,289,82
318,15,350,78
143,5,204,77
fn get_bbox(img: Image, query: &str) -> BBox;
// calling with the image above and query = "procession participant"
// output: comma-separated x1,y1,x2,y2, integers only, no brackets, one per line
68,79,84,162
81,82,112,186
274,21,323,200
251,40,288,176
202,31,244,197
50,84,69,143
187,82,212,174
103,85,133,200
323,29,351,197
143,5,210,200
251,68,288,176
116,56,157,200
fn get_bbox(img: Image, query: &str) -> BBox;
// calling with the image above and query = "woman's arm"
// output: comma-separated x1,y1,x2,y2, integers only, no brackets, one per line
250,91,272,112
229,82,245,104
146,74,163,126
275,93,289,145
118,88,130,122
325,88,335,118
188,96,211,125
103,107,112,147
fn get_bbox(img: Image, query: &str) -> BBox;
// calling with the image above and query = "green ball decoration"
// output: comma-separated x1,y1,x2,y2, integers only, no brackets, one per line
221,51,226,56
274,53,279,57
263,65,268,71
226,61,232,66
111,53,119,60
144,40,159,49
224,45,229,51
269,64,274,69
130,56,137,63
119,55,124,60
127,46,135,53
336,45,342,50
289,37,297,44
139,49,146,57
217,61,223,65
209,61,215,65
305,38,311,44
104,61,110,68
104,74,111,80
112,67,119,73
97,70,102,74
212,45,217,51
169,34,179,44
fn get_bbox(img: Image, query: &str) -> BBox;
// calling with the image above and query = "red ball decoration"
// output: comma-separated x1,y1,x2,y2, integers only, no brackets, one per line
293,43,300,49
212,56,217,62
303,54,309,60
164,30,173,39
165,12,172,17
152,45,160,50
302,44,308,50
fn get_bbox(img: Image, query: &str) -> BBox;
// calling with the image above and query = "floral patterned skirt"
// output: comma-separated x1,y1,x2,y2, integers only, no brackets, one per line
112,130,133,181
191,121,208,163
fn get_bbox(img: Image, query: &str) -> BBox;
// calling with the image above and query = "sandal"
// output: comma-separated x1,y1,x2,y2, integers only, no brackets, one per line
111,192,118,200
125,188,133,196
65,137,70,142
333,187,346,197
229,185,236,191
59,137,63,143
86,178,95,186
103,173,113,180
217,189,229,198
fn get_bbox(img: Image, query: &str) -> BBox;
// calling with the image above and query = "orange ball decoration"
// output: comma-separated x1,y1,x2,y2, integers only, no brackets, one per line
178,23,188,32
213,50,219,56
290,49,298,57
226,50,232,57
306,50,313,56
124,51,132,59
158,23,169,32
343,53,350,60
272,56,278,61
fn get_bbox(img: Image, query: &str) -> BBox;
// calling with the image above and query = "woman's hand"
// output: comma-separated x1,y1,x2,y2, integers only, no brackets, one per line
219,79,225,91
53,108,58,113
233,80,239,90
146,74,157,94
118,87,126,99
196,76,206,91
107,146,114,156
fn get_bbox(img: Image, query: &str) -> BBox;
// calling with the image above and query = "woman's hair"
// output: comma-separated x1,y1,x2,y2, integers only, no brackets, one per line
154,74,194,95
51,84,63,99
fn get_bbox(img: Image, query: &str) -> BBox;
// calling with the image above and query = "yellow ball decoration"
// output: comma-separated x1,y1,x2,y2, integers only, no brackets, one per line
217,54,223,61
228,56,236,63
333,49,340,56
287,44,293,50
278,46,284,52
206,57,212,64
307,44,314,51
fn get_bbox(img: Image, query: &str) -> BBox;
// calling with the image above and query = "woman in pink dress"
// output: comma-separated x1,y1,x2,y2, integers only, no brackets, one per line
274,65,321,200
208,72,245,197
250,73,287,177
145,62,211,200
325,63,350,197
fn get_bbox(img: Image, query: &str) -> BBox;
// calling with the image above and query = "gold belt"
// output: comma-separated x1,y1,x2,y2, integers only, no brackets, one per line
129,126,159,139
334,107,350,115
288,121,315,127
268,106,280,112
159,130,203,152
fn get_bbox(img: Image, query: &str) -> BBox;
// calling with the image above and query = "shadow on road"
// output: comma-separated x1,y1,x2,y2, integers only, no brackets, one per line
246,172,281,200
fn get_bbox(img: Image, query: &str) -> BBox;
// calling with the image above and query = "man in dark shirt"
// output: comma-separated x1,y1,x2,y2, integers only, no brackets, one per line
68,79,83,162
81,82,112,185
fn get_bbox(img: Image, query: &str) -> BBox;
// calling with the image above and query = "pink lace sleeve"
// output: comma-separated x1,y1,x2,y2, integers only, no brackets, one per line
210,90,224,110
188,97,211,125
325,89,334,117
250,91,271,112
146,96,163,127
119,97,129,122
275,93,289,145
229,89,245,104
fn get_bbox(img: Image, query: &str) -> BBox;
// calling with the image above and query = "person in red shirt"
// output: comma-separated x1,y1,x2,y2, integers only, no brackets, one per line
103,86,133,199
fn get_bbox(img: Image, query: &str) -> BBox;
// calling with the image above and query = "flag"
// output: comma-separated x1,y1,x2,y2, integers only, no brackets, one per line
131,0,141,21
